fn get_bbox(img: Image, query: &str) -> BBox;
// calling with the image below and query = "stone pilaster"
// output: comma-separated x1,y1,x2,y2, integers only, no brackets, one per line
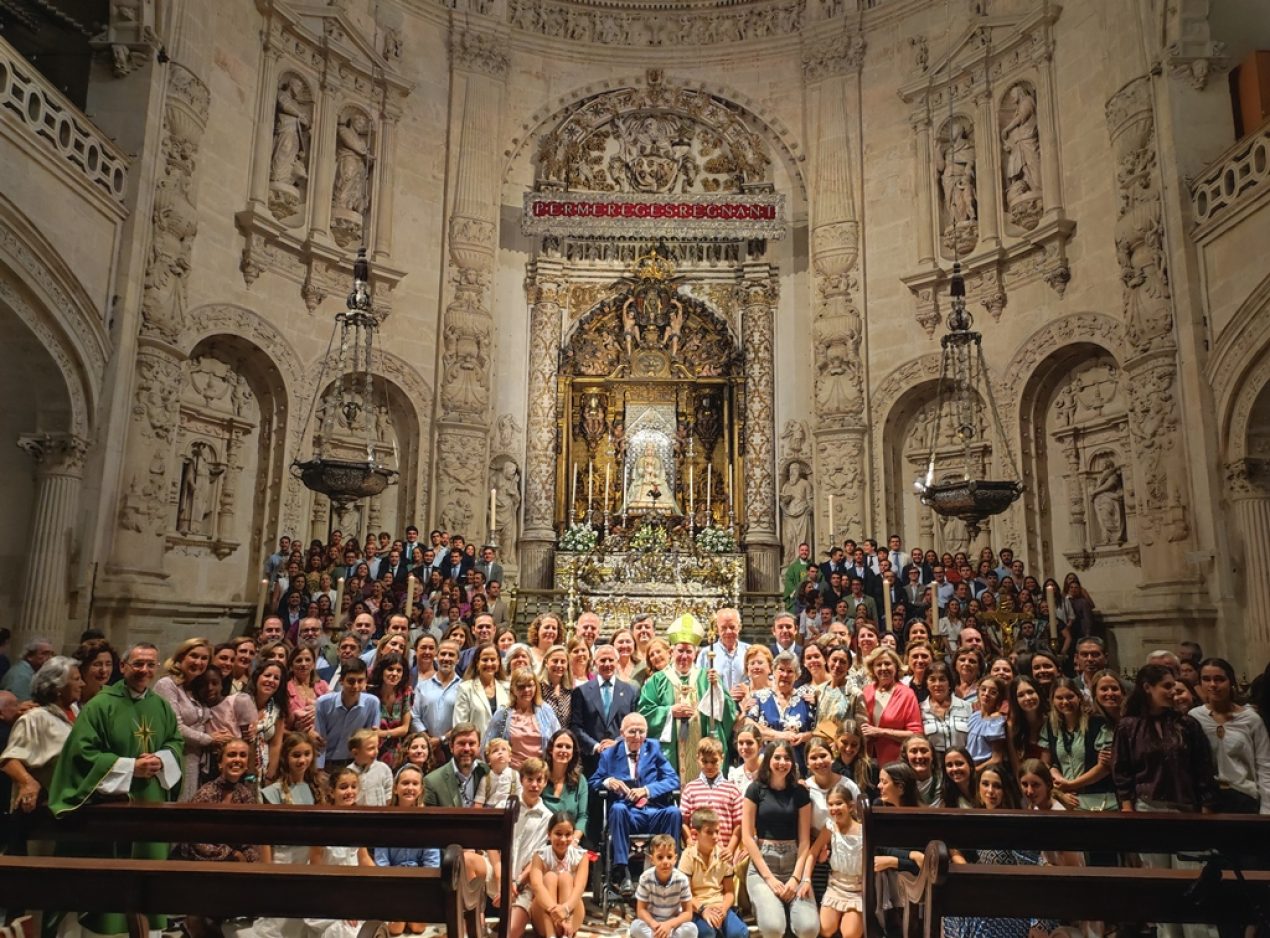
1226,459,1270,664
807,51,868,552
113,62,209,576
15,433,88,649
519,259,566,589
1106,76,1192,588
432,24,508,539
741,265,780,591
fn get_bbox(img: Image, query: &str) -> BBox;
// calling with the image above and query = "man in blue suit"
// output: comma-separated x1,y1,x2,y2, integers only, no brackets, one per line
588,712,680,897
570,644,638,777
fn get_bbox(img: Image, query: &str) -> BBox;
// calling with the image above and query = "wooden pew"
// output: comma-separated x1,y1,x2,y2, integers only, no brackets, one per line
858,798,1270,938
0,848,464,936
13,803,518,938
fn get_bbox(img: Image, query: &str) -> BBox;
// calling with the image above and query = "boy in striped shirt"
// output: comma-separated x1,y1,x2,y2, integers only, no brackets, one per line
678,737,742,858
631,834,698,938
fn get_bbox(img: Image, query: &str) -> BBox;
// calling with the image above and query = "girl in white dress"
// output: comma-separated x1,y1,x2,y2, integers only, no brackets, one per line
807,782,864,938
303,767,376,938
528,812,589,938
256,733,324,938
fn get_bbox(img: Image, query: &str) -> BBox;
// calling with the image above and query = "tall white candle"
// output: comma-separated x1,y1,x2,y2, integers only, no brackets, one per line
334,576,346,622
689,464,695,518
588,460,594,512
489,487,497,534
1046,583,1058,641
604,464,611,512
706,464,712,519
254,578,268,629
405,575,416,618
828,494,835,542
572,463,579,514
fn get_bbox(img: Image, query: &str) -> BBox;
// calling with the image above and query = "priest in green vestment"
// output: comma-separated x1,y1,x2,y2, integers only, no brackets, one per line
48,641,183,936
638,613,735,779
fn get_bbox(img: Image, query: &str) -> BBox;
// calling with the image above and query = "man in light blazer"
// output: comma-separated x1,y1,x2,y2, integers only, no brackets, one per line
588,712,681,896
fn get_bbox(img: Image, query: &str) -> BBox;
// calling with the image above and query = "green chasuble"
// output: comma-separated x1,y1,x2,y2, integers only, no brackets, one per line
782,560,809,610
638,666,735,779
48,682,184,935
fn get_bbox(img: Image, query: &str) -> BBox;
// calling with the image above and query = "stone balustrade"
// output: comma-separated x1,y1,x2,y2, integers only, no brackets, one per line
1191,120,1270,239
0,38,129,205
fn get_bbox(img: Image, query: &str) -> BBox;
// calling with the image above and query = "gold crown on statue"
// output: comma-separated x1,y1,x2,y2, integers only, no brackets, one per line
634,248,676,283
666,612,706,646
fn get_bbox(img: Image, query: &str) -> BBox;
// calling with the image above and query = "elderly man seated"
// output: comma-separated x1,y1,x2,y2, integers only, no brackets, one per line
588,712,681,897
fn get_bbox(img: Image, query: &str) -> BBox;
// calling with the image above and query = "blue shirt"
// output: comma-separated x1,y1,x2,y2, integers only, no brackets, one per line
314,690,379,766
411,672,462,736
374,845,440,869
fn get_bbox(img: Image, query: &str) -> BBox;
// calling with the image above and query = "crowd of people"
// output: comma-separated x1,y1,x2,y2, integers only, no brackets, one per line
1,526,1269,938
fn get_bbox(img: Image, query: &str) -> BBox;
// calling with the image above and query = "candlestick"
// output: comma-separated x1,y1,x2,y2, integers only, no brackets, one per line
405,575,416,619
883,573,893,632
689,464,695,521
1046,583,1058,643
254,578,268,630
572,463,579,519
827,494,835,546
489,487,497,535
604,464,611,515
588,460,594,515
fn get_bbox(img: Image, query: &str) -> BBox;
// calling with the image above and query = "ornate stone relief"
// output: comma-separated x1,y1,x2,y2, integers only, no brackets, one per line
535,76,771,195
801,32,866,81
778,423,814,563
450,27,510,78
899,4,1073,334
1106,76,1189,548
1162,0,1227,91
89,0,159,77
141,63,208,346
237,1,410,312
507,0,804,47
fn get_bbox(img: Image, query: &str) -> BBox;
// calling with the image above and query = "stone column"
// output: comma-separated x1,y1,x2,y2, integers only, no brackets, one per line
307,82,340,243
112,62,209,577
372,112,399,263
807,48,869,556
520,258,565,589
432,26,507,539
741,264,780,591
911,111,935,267
14,433,88,649
247,47,282,211
974,89,1002,250
1226,460,1270,664
1105,77,1193,588
1031,48,1064,224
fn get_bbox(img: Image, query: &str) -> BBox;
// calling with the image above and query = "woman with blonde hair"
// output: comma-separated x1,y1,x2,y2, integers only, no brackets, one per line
565,636,592,686
527,613,563,669
485,667,561,769
156,637,229,800
452,642,509,737
860,647,922,766
538,644,574,727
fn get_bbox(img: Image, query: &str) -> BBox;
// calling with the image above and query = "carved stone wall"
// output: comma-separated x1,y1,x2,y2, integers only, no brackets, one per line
741,266,779,590
520,259,565,589
1105,76,1191,578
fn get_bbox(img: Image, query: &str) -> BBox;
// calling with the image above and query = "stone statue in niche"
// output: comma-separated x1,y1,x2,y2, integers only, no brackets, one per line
936,117,978,257
269,76,312,222
331,110,373,248
177,442,222,536
491,460,522,550
1000,83,1042,231
1089,460,1127,546
779,461,813,563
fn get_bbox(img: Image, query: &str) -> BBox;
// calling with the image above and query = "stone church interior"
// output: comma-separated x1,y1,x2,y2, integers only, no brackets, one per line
0,0,1268,674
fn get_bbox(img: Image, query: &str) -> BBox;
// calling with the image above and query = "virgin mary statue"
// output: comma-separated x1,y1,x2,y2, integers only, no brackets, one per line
623,441,681,514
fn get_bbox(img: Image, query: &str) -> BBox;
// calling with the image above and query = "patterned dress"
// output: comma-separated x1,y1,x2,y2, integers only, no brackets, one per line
377,688,413,765
747,685,818,771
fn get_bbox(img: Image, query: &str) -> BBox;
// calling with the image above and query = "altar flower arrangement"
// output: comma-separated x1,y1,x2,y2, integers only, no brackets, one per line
695,526,736,554
630,521,670,553
558,523,598,552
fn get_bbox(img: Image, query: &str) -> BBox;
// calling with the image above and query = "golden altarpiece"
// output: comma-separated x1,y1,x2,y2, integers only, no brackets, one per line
552,249,747,624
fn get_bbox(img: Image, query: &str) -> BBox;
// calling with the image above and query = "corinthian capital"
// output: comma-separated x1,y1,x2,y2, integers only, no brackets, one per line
16,432,89,475
451,28,510,78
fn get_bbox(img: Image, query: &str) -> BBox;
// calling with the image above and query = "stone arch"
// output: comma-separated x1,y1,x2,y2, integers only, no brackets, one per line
0,195,107,440
1014,338,1130,581
183,304,306,391
307,349,433,534
1212,273,1270,462
869,353,942,533
502,72,809,203
1000,312,1127,422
